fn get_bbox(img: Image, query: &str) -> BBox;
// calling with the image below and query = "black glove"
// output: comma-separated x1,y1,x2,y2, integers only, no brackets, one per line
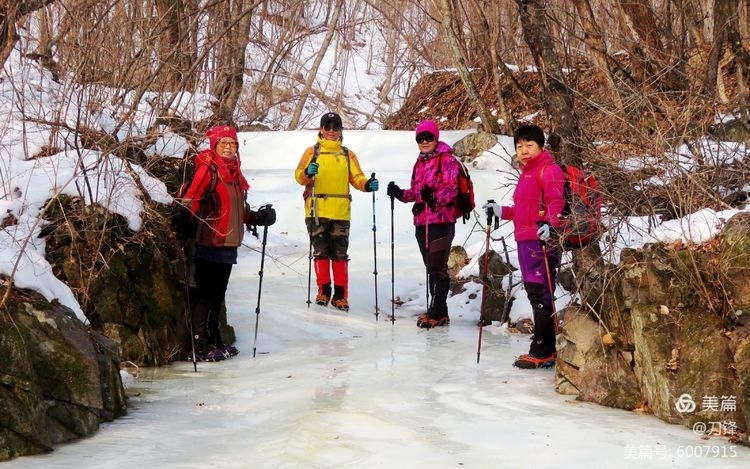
387,182,403,198
255,205,277,227
420,186,435,206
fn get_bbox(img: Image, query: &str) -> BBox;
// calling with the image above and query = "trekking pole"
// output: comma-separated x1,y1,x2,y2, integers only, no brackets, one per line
391,192,396,324
181,250,197,372
371,173,379,321
306,239,314,308
477,199,497,364
498,236,515,326
540,241,560,335
424,221,430,312
252,205,272,358
306,154,319,308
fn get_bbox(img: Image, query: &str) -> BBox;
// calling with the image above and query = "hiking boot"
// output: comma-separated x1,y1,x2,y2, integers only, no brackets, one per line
222,345,239,358
331,284,348,311
416,313,449,329
331,297,349,311
513,352,557,369
188,346,227,362
316,283,331,306
315,293,330,306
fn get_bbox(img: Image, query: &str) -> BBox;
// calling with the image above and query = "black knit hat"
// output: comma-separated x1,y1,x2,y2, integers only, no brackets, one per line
320,112,343,128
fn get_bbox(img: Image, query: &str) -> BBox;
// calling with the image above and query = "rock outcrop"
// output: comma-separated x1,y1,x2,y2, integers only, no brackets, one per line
0,288,126,461
556,212,750,445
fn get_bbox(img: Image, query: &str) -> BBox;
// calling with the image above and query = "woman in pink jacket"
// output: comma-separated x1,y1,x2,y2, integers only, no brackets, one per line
387,120,462,329
484,124,565,368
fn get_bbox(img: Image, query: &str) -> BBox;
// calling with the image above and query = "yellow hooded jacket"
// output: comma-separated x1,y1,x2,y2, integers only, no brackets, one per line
295,137,369,221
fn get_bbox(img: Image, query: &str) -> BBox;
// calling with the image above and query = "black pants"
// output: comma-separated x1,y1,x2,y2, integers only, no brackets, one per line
524,282,556,357
414,223,455,317
191,258,233,348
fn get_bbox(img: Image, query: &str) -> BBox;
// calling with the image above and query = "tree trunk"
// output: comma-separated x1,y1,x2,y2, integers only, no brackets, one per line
287,0,344,130
570,0,625,110
617,0,686,92
211,0,254,125
470,0,517,134
437,0,501,133
154,0,196,91
516,0,583,165
0,0,57,68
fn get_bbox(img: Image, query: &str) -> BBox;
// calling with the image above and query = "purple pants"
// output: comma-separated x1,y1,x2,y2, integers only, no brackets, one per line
516,240,559,304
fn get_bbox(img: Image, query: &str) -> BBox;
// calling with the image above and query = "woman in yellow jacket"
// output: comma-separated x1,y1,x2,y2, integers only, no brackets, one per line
295,112,378,311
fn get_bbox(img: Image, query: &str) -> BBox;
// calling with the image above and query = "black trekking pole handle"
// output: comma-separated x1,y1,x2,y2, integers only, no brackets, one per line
485,199,496,228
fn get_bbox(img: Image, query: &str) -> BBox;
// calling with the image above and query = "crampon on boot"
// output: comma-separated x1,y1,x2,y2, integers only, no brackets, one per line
331,285,349,311
513,352,557,369
331,261,349,311
222,344,239,358
416,313,449,329
316,284,332,306
188,346,227,362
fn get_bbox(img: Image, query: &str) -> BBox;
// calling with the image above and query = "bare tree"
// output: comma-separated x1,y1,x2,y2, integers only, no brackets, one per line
286,0,344,129
437,0,500,133
154,0,198,91
570,0,625,110
516,0,583,164
0,0,57,67
209,0,255,125
616,0,686,93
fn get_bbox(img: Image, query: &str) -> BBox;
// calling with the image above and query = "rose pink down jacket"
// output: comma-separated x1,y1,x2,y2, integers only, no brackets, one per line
501,150,565,241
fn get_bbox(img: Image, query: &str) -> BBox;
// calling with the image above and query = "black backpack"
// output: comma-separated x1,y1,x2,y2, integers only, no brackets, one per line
170,162,218,240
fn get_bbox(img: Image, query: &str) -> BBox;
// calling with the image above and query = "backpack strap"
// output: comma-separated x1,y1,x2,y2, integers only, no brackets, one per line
310,143,352,200
537,164,547,218
435,153,459,207
537,163,569,219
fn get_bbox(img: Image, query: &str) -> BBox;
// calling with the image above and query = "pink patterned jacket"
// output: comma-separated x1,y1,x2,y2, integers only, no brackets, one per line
398,141,463,226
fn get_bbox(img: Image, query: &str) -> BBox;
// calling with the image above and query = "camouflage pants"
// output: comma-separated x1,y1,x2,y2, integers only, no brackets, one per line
305,217,350,260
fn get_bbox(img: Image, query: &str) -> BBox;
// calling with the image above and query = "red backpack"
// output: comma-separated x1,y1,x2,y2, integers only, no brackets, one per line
538,164,601,250
437,155,476,223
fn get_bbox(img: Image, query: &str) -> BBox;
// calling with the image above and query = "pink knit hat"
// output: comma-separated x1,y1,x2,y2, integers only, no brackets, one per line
415,120,439,140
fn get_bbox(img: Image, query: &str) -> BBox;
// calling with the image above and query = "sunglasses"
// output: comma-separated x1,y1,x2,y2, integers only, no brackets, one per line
217,140,238,149
416,133,435,144
323,123,342,132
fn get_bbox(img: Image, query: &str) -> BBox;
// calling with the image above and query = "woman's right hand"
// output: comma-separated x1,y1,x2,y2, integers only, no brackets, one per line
481,202,502,218
305,162,319,177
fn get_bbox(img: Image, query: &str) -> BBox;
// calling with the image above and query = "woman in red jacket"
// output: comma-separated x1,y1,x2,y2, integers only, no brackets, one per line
179,125,275,361
484,125,565,368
